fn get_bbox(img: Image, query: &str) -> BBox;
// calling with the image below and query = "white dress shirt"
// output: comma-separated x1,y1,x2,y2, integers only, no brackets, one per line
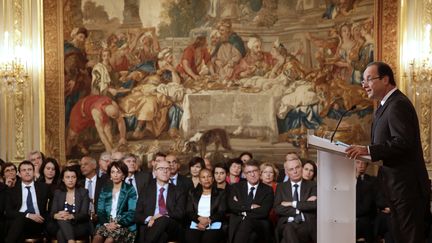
19,181,40,214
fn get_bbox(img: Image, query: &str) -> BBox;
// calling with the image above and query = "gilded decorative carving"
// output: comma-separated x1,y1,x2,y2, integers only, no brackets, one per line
14,91,24,159
43,0,64,160
377,0,399,80
12,0,25,160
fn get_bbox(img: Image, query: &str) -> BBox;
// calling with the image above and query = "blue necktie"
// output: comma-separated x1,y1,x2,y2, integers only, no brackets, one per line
25,186,35,214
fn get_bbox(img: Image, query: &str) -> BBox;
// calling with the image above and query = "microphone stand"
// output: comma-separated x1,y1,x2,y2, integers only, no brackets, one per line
330,105,356,143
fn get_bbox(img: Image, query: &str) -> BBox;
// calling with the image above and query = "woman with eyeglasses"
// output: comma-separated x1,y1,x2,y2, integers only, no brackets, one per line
93,161,137,243
50,166,90,243
186,169,227,243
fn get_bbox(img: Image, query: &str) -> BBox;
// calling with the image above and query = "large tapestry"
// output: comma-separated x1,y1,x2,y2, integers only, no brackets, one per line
62,0,375,162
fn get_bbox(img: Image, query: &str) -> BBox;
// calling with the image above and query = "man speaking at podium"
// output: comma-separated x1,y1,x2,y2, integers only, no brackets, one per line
346,61,430,243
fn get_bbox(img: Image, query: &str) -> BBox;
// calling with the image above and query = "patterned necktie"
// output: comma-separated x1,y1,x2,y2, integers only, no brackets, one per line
293,184,302,223
247,187,255,208
87,179,94,213
25,186,35,214
158,187,167,215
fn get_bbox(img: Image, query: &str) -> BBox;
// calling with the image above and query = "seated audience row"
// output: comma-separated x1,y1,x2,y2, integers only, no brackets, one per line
0,150,321,243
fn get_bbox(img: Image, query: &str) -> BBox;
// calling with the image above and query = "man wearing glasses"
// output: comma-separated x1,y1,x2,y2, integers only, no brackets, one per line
346,61,430,243
228,160,274,243
135,160,186,243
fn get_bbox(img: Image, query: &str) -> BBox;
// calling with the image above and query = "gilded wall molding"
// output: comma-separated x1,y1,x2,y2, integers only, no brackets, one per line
377,0,399,83
43,0,64,160
12,0,25,160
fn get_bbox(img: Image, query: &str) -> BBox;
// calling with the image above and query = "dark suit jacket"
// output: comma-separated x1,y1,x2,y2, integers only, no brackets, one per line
5,181,51,220
97,181,137,232
134,180,186,224
356,174,377,219
273,180,317,226
228,181,274,243
50,187,90,224
80,175,107,211
369,90,430,201
134,171,151,194
176,174,193,193
187,185,227,224
0,182,6,218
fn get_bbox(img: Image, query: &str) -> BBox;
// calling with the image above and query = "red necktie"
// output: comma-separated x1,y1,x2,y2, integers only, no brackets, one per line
158,187,167,215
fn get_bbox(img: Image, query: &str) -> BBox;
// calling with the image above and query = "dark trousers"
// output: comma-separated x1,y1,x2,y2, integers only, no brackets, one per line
356,216,374,242
233,218,272,243
56,221,89,243
185,228,224,243
276,221,316,243
375,212,394,243
138,216,183,243
5,217,44,243
390,197,428,243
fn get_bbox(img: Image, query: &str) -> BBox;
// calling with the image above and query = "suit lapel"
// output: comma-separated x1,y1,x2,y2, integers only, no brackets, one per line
34,183,43,212
372,90,400,143
166,183,175,211
149,182,157,212
210,188,218,213
116,183,127,212
287,181,293,201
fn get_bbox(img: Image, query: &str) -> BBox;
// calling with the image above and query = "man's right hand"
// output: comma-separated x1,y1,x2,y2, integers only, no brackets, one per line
28,213,44,223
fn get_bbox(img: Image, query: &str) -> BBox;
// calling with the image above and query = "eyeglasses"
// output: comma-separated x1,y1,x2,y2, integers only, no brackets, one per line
244,169,259,175
361,76,382,86
156,167,170,172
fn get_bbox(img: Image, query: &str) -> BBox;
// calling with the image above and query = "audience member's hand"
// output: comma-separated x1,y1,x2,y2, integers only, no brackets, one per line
281,201,293,207
382,207,391,214
28,213,44,223
5,177,16,187
148,214,162,227
105,222,118,231
307,196,317,201
233,196,238,202
197,223,207,231
55,210,70,220
251,204,261,209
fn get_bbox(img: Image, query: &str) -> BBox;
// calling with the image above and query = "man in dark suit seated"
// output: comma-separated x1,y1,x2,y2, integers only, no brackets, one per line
166,153,193,193
4,160,51,243
274,158,317,243
355,160,378,243
123,153,151,195
228,160,274,243
135,160,186,243
79,156,107,231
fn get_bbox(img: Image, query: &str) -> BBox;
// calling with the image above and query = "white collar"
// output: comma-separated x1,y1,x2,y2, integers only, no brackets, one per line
380,87,398,106
22,181,34,188
87,175,97,182
290,180,302,187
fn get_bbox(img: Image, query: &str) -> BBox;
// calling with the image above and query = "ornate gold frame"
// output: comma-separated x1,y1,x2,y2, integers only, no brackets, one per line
42,0,400,162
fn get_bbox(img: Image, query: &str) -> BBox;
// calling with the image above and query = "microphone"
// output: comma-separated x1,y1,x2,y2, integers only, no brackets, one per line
330,105,357,143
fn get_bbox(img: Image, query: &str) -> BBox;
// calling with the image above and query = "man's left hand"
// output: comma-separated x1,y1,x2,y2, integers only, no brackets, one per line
345,145,368,159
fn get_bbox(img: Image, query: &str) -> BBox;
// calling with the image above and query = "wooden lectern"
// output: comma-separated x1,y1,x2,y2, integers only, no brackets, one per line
307,132,371,243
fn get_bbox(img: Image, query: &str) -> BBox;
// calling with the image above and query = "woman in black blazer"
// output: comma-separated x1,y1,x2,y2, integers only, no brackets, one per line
185,168,227,243
51,166,90,243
